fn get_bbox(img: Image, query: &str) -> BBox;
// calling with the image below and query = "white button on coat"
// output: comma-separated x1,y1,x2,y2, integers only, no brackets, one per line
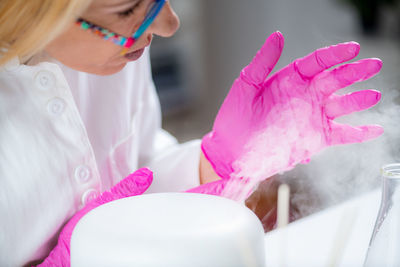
75,165,91,184
81,189,99,206
35,70,56,90
47,97,66,115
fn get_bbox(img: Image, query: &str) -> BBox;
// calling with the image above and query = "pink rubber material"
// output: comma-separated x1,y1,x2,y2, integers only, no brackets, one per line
37,168,153,267
194,32,383,198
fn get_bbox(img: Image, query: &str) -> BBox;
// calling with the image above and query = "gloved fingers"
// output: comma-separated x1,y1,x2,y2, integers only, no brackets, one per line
325,90,381,119
241,31,284,86
294,42,360,79
110,167,153,198
314,58,382,95
329,122,383,145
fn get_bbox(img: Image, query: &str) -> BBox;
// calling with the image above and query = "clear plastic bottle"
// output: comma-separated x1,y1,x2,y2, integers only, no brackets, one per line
364,163,400,267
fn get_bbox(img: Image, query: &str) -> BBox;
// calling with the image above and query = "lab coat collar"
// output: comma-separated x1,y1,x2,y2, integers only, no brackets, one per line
1,56,21,71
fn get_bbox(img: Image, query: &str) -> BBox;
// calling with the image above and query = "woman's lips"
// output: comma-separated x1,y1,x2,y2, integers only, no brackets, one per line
124,48,145,61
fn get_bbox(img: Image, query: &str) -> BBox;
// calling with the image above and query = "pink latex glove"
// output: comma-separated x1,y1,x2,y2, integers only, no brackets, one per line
197,32,383,200
37,168,153,267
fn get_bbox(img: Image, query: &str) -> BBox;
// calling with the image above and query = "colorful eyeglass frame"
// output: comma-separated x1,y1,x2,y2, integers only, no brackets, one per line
76,0,166,52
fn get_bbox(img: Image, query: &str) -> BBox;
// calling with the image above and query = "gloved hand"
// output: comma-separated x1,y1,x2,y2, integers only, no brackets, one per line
37,168,153,267
200,32,383,201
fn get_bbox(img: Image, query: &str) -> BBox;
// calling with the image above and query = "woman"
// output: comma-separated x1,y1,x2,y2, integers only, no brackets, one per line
0,1,221,265
0,0,382,265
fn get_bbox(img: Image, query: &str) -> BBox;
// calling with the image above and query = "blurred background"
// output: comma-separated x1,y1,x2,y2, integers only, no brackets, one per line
150,0,400,229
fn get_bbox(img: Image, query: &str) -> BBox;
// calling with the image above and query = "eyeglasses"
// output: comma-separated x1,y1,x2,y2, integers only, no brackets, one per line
76,0,166,54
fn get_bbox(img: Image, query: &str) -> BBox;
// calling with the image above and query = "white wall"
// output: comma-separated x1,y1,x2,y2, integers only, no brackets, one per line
202,0,358,108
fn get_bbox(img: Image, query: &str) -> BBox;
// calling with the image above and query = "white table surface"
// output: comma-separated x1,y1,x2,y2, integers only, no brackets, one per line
264,190,381,267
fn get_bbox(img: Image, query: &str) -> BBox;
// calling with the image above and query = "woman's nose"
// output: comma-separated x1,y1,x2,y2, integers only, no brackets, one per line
148,1,180,37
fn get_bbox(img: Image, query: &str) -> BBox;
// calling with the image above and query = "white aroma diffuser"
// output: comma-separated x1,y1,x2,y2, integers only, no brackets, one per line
70,193,265,267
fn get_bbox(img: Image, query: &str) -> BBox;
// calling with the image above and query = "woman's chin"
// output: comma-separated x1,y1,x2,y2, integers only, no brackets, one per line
54,57,128,76
96,63,127,76
80,63,127,76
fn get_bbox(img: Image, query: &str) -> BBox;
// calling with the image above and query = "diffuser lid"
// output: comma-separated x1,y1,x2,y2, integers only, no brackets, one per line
71,192,265,267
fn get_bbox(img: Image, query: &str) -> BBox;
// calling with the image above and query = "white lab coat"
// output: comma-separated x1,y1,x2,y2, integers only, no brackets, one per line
0,48,201,266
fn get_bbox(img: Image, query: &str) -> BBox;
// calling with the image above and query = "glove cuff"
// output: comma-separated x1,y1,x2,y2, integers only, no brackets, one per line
185,179,227,196
201,133,234,180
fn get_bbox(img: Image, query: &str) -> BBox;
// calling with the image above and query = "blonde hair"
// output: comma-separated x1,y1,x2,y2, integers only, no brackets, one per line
0,0,92,65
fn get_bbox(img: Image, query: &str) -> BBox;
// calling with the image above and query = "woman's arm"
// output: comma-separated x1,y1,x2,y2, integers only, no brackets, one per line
199,152,222,184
